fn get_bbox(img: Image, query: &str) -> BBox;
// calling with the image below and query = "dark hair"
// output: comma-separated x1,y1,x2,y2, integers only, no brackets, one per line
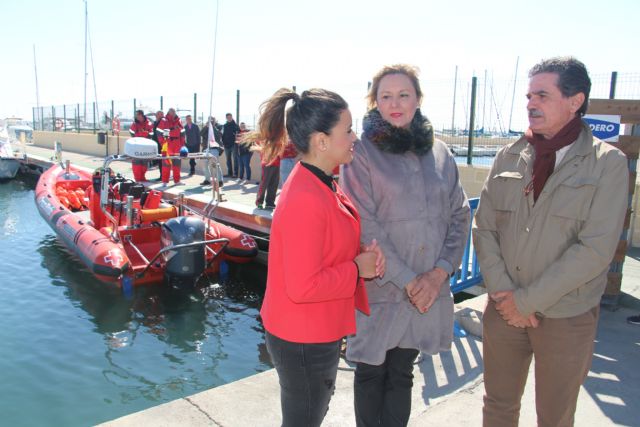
250,88,348,163
226,113,232,117
529,57,591,116
367,64,423,110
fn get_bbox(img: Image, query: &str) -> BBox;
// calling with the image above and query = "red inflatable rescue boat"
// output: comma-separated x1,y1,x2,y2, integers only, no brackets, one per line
35,139,258,288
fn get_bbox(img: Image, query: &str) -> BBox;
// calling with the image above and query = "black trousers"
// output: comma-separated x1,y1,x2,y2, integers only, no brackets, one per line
265,331,341,427
354,347,420,427
187,144,199,172
256,164,279,207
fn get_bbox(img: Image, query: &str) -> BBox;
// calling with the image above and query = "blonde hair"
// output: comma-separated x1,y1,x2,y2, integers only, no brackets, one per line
367,64,423,110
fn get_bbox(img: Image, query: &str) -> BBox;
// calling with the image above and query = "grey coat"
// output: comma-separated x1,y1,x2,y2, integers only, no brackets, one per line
341,136,470,365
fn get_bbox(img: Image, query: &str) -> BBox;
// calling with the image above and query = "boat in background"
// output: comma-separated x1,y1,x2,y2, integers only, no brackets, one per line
35,137,258,289
2,117,33,143
0,127,26,179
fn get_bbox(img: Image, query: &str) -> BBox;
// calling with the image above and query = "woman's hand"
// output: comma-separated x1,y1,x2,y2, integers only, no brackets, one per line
405,268,448,313
361,239,385,278
354,252,378,279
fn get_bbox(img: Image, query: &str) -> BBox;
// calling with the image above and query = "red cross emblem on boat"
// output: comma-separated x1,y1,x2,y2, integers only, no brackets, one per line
104,250,124,266
240,234,257,248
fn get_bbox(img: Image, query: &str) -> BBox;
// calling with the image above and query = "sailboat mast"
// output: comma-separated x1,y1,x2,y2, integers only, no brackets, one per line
451,65,458,134
208,0,220,120
83,0,88,122
482,69,487,131
508,56,519,132
33,44,40,120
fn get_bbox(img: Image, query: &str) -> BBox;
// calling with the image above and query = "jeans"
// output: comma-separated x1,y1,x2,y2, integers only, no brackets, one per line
354,347,420,427
224,144,237,176
202,147,223,184
279,157,297,187
238,152,253,180
265,331,341,427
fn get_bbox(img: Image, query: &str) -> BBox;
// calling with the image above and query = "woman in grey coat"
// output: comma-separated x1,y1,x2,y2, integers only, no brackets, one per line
341,64,470,426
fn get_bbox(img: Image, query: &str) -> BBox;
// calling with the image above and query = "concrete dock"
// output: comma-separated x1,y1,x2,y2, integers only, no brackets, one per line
20,144,640,426
97,247,640,427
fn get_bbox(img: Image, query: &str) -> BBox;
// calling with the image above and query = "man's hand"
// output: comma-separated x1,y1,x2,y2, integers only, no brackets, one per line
406,268,448,314
490,291,539,328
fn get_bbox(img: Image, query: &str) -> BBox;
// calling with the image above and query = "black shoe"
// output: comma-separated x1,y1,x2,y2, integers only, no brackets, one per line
224,174,232,178
232,175,238,179
264,205,275,211
188,171,195,176
627,314,640,325
218,181,224,188
200,180,211,185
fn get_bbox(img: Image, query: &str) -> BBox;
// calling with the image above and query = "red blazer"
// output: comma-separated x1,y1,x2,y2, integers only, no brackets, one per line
260,163,369,343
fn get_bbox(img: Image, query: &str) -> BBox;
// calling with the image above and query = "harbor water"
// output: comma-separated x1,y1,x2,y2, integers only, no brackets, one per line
0,175,271,426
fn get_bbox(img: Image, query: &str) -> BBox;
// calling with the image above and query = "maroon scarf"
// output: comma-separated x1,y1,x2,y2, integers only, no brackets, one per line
525,117,583,201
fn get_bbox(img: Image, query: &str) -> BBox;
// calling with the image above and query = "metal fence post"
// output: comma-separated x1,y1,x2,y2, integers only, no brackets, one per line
133,98,137,117
292,85,296,93
76,103,80,133
63,105,67,132
236,90,240,123
193,93,197,124
111,100,114,133
467,76,478,166
93,102,96,134
609,71,618,99
160,95,163,111
52,106,55,131
32,108,36,131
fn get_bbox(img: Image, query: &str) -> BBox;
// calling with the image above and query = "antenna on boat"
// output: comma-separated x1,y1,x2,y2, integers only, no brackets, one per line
208,0,221,119
83,0,88,123
508,56,519,133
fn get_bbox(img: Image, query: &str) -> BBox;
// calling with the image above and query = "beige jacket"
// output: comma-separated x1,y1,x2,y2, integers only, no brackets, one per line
473,123,628,318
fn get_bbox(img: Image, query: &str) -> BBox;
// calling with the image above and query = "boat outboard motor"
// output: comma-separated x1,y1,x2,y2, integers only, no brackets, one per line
161,216,206,288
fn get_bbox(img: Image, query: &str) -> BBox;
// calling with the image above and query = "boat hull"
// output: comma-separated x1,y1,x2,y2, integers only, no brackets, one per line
35,163,258,287
0,158,21,179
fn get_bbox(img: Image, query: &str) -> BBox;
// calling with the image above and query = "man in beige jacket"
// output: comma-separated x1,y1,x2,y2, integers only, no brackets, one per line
473,57,628,427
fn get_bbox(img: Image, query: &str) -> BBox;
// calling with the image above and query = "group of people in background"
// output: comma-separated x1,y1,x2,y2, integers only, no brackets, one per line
128,108,254,189
129,107,187,187
258,57,629,427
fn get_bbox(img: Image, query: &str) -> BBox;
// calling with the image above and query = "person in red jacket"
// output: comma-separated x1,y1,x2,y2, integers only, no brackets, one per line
257,88,385,427
129,110,154,182
156,108,185,186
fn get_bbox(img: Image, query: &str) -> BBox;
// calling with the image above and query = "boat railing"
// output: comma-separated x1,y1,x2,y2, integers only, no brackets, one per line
133,237,230,279
99,151,223,241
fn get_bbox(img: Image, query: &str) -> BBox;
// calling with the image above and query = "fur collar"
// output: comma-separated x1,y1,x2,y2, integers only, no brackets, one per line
362,109,434,155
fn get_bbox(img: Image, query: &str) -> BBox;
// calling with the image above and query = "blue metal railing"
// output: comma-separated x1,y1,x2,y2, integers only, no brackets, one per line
450,197,482,294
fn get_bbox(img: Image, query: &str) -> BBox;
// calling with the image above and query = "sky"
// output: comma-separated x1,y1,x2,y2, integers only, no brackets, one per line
1,0,639,132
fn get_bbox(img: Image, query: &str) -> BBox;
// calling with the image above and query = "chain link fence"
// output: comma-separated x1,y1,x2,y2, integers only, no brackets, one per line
32,71,640,165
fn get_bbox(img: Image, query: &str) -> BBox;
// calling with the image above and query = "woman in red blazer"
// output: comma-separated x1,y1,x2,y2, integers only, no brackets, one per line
256,88,385,427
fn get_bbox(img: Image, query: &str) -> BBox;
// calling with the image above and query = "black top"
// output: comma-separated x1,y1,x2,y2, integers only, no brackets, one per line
222,120,240,146
300,162,335,192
